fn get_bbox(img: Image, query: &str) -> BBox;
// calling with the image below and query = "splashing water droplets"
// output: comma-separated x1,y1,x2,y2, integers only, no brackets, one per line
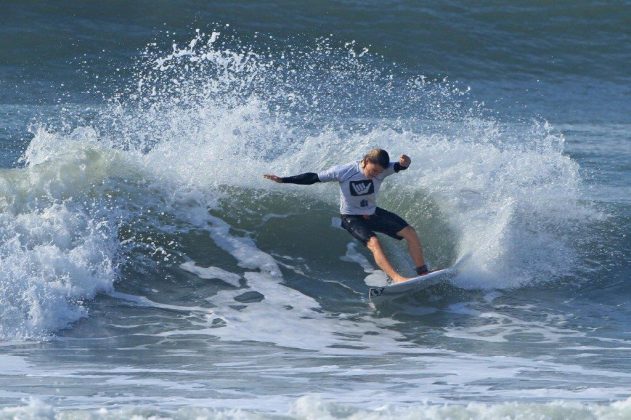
0,29,596,340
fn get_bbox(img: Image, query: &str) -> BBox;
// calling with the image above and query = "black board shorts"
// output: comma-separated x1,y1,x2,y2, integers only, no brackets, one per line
340,207,409,246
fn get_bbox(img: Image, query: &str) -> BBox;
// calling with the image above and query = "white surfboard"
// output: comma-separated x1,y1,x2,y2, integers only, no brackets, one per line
368,267,455,299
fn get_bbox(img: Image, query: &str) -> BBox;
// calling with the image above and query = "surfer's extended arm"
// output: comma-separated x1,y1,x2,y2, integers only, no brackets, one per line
264,173,320,185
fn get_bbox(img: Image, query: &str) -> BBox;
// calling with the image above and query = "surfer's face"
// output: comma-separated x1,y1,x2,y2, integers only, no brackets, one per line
362,161,385,178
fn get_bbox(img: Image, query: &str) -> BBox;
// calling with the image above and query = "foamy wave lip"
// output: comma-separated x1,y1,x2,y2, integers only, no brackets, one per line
0,128,121,341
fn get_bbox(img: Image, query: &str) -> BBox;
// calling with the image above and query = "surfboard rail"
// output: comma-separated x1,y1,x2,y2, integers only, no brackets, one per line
368,267,454,299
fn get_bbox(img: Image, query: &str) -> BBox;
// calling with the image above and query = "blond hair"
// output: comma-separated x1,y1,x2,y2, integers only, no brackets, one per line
362,148,390,168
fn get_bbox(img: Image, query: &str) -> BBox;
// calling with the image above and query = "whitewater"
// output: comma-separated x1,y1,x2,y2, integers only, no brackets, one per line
1,17,630,419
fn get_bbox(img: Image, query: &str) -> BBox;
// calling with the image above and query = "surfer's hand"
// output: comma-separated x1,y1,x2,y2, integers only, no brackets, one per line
399,154,411,168
264,174,283,183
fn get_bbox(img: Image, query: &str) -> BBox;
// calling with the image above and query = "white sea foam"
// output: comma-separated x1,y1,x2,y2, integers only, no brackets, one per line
155,207,409,354
443,303,586,344
0,134,120,340
0,30,595,346
180,261,242,287
109,30,593,292
289,395,631,420
132,111,586,291
2,395,631,419
0,27,625,420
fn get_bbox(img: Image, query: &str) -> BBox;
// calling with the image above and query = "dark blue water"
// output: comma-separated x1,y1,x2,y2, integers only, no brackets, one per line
1,1,630,418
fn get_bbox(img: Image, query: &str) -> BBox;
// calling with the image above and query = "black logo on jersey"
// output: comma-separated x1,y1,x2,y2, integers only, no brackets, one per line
349,180,374,196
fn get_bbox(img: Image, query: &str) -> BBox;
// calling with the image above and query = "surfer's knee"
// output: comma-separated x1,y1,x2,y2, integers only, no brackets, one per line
365,235,381,252
398,225,416,239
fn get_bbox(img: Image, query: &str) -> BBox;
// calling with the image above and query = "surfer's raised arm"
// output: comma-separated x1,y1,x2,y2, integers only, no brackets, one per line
397,154,411,170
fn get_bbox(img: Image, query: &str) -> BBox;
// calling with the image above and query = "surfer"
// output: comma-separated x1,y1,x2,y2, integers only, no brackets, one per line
264,148,427,283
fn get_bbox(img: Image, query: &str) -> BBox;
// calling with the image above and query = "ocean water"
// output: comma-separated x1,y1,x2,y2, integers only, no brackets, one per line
1,1,630,418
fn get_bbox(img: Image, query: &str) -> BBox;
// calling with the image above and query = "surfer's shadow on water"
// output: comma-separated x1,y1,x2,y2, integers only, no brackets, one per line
367,283,477,318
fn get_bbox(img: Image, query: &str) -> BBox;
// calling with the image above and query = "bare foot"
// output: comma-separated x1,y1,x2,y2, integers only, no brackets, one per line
391,276,411,284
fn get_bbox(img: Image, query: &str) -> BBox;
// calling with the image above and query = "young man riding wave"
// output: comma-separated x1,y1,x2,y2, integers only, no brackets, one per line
264,148,428,283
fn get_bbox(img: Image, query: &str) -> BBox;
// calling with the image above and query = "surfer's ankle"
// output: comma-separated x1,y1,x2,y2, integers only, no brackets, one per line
416,264,429,276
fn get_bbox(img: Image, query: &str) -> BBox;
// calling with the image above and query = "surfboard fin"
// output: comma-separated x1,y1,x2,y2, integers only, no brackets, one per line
369,287,385,298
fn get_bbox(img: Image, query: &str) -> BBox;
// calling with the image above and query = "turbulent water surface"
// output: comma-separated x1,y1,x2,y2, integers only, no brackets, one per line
1,1,630,418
